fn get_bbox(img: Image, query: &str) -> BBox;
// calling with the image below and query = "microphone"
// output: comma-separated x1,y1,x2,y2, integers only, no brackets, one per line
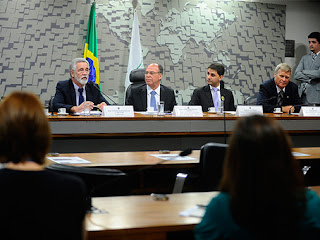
288,104,304,115
86,148,193,211
255,96,277,104
87,81,117,105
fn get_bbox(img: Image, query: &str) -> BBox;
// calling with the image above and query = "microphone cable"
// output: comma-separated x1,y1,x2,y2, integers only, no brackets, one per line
88,81,117,105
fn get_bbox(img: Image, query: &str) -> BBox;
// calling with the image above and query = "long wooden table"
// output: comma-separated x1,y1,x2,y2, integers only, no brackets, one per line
47,148,320,169
48,113,320,153
47,148,320,194
86,186,320,240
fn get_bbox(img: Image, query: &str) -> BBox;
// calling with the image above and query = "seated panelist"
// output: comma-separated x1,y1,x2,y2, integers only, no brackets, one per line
52,58,109,113
189,62,235,112
126,63,176,112
257,63,302,113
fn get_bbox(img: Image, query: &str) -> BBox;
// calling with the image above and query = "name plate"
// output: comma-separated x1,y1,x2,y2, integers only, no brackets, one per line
172,106,203,117
236,105,263,116
102,105,134,117
299,106,320,117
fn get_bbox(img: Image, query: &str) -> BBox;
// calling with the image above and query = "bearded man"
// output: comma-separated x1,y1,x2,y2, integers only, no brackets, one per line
52,58,109,113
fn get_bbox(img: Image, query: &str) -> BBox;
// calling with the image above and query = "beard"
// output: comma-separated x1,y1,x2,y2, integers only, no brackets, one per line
75,75,88,85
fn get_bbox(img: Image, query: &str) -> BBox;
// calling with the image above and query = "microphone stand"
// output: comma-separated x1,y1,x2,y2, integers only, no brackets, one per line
88,81,117,105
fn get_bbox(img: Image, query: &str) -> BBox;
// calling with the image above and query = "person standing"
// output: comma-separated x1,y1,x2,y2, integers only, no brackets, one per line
294,32,320,105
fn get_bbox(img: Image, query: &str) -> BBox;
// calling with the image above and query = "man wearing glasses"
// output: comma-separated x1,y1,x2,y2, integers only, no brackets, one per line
52,58,109,113
126,63,177,112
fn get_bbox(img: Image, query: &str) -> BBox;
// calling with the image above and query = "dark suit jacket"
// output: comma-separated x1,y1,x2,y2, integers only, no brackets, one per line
188,85,236,112
52,79,109,112
257,78,302,113
125,84,177,112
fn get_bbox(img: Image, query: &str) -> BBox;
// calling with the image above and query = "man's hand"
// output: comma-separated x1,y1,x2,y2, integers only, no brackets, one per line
97,102,107,111
70,101,94,113
282,105,294,113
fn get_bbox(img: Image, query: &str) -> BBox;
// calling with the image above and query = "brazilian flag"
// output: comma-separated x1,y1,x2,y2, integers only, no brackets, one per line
84,2,100,86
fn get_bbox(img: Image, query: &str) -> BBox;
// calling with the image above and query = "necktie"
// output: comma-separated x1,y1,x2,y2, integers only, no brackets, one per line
213,88,219,111
277,90,284,106
78,88,84,105
312,53,317,61
150,91,157,111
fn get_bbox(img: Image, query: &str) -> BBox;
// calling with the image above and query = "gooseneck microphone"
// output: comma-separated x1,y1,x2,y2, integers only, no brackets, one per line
87,148,193,210
288,104,304,115
88,81,117,105
255,96,277,104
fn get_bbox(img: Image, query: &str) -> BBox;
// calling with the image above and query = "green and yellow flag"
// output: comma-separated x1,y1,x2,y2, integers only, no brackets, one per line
84,2,100,86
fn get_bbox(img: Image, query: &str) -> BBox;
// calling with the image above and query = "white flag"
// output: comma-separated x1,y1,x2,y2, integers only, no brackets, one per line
125,9,144,93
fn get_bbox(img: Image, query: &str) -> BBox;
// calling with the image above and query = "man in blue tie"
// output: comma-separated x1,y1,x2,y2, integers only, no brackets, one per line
126,63,177,112
52,58,109,113
294,32,320,105
189,62,235,112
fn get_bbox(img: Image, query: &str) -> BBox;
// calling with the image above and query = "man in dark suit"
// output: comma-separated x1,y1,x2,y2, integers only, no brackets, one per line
257,63,302,113
52,58,109,113
189,63,235,112
125,63,176,112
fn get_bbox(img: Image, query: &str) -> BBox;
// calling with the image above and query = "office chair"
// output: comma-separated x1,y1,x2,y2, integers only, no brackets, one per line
197,142,228,192
46,164,128,212
125,68,146,104
244,94,258,105
48,96,55,113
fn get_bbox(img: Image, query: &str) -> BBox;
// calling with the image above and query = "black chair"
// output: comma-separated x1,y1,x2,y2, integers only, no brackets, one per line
197,142,228,192
46,164,129,212
244,94,258,105
48,96,55,113
125,68,145,104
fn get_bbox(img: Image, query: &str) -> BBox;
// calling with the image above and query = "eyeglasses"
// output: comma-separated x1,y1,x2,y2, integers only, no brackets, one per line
145,71,159,75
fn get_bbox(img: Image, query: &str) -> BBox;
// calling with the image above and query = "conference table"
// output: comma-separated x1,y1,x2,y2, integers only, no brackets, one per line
86,186,320,240
48,112,320,153
46,147,320,194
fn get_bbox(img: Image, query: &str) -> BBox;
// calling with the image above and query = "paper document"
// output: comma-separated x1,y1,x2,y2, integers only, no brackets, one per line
150,154,196,161
179,205,206,218
47,157,91,164
292,152,311,157
74,111,102,116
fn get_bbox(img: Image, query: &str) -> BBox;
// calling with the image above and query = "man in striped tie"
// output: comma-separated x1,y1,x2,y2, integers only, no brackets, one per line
257,63,302,113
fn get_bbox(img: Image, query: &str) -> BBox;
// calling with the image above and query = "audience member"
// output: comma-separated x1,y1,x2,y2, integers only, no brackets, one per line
189,63,235,112
125,63,177,112
52,58,109,113
257,63,302,113
0,92,87,240
194,115,320,240
294,32,320,105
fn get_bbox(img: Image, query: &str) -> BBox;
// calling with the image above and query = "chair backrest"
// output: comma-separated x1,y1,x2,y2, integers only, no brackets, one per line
198,142,228,191
48,96,55,112
46,164,129,210
125,68,146,104
129,68,145,84
244,95,258,105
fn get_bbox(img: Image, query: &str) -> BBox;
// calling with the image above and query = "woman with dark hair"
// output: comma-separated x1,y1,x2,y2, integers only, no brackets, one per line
0,92,87,240
194,115,320,240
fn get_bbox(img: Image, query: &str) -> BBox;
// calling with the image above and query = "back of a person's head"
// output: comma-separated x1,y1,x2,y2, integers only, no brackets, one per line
0,92,51,164
220,115,305,238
